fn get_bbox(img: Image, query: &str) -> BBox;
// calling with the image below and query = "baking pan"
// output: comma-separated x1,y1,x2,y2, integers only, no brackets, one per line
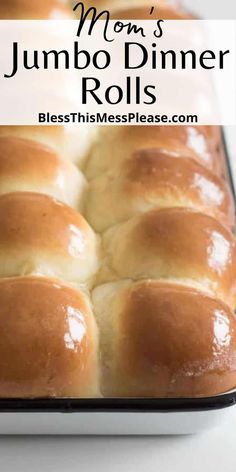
0,129,235,436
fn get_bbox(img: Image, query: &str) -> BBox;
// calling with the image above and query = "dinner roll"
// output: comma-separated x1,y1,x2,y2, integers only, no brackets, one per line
0,192,99,284
86,148,234,232
0,137,86,210
0,277,99,398
93,280,236,397
102,208,236,309
0,126,92,166
0,0,73,19
85,126,222,179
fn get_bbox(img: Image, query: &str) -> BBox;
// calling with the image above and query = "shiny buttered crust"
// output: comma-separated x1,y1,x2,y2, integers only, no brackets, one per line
0,137,87,210
102,208,236,309
92,280,236,398
0,0,73,19
86,148,235,232
0,126,93,166
85,126,222,179
0,277,99,398
0,192,99,283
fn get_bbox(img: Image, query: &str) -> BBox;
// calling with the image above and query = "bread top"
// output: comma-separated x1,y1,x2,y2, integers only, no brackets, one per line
0,126,92,165
86,148,234,231
93,280,236,397
102,207,236,308
0,276,99,398
0,137,86,208
0,192,99,283
0,192,90,253
85,126,222,179
0,137,74,180
0,0,73,19
121,149,233,226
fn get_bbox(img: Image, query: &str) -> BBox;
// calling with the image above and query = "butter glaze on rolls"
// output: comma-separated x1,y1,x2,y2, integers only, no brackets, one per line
102,208,236,309
0,277,99,398
0,0,73,19
0,137,86,210
92,280,236,398
86,148,235,232
85,126,222,179
0,126,92,166
0,192,99,284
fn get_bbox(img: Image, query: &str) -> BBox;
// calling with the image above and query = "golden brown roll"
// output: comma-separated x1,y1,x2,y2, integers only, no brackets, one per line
102,208,236,309
0,192,99,284
0,0,73,19
0,277,99,398
86,148,234,232
93,280,236,397
85,126,222,179
0,137,86,210
0,126,92,166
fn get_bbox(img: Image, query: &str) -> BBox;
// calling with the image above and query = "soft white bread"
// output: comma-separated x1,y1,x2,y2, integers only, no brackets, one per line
0,137,87,210
86,148,234,232
0,126,92,166
0,0,74,19
0,276,99,398
0,192,99,284
85,126,223,179
101,208,236,309
93,280,236,398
